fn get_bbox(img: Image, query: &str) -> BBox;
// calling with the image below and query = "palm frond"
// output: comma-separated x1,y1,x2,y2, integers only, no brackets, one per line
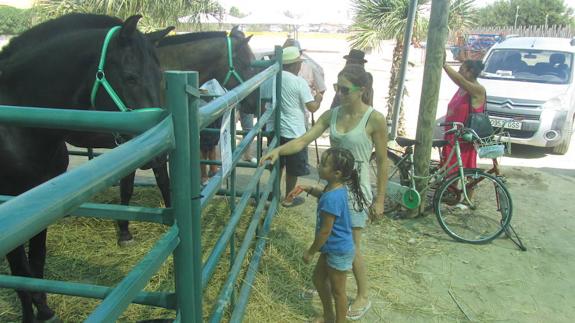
33,0,223,29
349,0,428,48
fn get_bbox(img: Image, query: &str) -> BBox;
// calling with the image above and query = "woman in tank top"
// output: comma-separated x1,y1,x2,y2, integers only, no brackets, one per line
261,64,388,319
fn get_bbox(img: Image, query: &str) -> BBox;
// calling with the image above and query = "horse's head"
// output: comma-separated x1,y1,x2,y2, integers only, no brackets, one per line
225,26,259,109
92,15,170,112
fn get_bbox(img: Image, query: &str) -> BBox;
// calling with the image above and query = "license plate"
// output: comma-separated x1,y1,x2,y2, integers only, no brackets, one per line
489,118,522,130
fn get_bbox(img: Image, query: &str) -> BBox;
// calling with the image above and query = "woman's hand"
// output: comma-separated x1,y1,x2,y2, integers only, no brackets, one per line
259,148,280,167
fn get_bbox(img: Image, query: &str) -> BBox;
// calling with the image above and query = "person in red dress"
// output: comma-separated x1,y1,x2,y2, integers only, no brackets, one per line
442,59,486,170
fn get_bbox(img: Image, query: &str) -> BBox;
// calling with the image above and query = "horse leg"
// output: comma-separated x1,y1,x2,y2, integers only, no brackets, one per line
153,164,171,207
6,246,35,323
28,229,59,322
117,172,136,246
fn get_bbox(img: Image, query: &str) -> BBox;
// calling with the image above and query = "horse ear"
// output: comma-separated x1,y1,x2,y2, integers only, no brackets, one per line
120,15,143,40
231,25,240,33
240,35,253,47
147,26,175,46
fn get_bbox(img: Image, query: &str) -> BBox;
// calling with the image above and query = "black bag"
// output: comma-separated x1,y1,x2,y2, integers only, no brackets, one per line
465,95,493,138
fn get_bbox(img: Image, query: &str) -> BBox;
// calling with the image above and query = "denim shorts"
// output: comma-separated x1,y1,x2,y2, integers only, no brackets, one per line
325,251,355,272
349,207,368,229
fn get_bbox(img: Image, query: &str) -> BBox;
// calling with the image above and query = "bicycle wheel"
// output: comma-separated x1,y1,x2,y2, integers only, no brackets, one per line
369,150,409,213
433,169,512,244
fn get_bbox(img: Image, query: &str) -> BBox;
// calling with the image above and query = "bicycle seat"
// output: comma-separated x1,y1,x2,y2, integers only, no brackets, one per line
432,139,449,148
396,137,418,147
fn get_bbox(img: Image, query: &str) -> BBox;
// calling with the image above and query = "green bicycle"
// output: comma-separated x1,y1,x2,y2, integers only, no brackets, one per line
373,122,512,244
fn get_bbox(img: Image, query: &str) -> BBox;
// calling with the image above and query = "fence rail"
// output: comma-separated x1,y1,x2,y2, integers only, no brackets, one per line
0,45,285,322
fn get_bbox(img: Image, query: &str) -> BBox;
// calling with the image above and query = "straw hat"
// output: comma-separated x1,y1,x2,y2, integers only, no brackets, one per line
282,46,303,64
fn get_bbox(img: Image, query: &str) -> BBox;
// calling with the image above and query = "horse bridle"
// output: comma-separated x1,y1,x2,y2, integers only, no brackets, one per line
222,34,246,87
90,26,130,112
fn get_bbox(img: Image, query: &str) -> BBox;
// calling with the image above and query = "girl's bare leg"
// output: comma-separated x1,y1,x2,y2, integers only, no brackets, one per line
313,254,335,323
328,266,348,323
350,228,369,310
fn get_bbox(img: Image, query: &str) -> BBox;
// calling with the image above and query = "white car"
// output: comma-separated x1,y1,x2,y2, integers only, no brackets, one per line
479,37,575,154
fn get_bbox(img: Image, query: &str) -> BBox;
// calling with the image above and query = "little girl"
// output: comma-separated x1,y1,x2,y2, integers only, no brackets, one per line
293,147,369,323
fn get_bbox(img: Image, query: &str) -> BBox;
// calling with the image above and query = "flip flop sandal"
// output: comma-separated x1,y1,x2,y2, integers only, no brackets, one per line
281,196,305,208
346,300,372,321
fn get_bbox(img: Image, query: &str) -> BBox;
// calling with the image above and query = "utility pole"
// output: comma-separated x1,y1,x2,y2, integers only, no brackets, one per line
514,5,520,28
412,0,449,216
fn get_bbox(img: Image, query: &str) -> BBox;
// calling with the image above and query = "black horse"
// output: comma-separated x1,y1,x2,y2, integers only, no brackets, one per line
98,26,259,245
0,14,168,322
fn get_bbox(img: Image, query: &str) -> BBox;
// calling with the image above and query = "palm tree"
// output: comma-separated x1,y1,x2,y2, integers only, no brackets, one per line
349,0,476,136
34,0,223,30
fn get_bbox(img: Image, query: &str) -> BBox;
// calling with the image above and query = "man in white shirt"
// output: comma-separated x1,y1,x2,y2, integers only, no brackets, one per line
283,38,326,130
265,46,322,207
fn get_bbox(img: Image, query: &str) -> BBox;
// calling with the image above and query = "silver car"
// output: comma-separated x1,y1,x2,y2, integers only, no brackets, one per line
479,37,575,154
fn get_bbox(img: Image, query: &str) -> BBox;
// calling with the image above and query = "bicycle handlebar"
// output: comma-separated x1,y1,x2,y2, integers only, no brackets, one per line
438,121,480,141
438,121,465,128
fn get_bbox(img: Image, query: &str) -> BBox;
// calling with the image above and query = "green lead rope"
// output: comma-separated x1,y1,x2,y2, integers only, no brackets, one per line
90,26,130,112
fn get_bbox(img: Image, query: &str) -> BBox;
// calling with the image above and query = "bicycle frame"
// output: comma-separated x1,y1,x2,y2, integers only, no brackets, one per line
387,124,476,208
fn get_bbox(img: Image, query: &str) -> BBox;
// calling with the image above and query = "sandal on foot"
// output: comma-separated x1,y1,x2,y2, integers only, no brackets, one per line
347,300,372,321
281,196,304,208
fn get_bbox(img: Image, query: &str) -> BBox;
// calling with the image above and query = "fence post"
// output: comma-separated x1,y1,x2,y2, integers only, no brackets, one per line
166,71,203,322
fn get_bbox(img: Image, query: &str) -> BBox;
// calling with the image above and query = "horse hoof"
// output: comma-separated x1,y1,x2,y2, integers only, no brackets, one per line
117,237,135,247
35,315,62,323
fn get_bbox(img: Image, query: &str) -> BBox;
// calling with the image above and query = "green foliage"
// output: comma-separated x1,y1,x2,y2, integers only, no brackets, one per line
477,0,574,27
228,6,246,18
349,0,478,49
33,0,224,30
0,5,34,35
349,0,430,50
448,0,477,33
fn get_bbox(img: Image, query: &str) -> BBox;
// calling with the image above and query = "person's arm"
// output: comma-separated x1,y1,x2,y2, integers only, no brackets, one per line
443,63,485,105
260,110,331,165
369,111,388,218
301,185,323,198
303,211,335,264
305,92,323,113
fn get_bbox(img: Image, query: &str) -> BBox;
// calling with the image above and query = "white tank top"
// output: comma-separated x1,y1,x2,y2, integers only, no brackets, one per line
329,106,374,203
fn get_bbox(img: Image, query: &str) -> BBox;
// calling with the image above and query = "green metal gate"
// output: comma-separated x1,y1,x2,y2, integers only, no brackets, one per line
0,46,284,322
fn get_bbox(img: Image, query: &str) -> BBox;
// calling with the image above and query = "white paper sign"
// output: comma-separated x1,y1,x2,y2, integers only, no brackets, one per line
220,109,232,178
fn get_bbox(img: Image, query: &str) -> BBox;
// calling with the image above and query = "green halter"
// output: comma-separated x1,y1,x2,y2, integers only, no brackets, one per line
222,35,245,87
90,26,130,112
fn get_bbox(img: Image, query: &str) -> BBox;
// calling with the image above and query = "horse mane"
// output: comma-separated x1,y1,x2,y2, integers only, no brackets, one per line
157,31,227,48
0,13,122,61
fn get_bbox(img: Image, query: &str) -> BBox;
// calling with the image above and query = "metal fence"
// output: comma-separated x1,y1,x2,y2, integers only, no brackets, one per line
0,46,284,322
452,25,573,39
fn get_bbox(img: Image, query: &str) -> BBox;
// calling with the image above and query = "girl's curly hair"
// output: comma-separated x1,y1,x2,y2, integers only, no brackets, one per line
323,147,369,212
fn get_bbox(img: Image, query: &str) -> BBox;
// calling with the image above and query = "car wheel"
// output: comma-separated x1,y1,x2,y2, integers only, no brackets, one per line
552,117,574,155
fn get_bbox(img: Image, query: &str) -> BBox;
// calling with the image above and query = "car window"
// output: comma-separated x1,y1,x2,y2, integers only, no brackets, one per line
481,49,572,84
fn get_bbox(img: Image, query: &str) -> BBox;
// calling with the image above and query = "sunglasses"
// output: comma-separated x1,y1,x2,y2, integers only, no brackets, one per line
333,83,360,95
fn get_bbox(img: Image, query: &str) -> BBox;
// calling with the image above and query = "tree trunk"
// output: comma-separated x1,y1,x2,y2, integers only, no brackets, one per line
386,40,408,136
412,0,450,216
